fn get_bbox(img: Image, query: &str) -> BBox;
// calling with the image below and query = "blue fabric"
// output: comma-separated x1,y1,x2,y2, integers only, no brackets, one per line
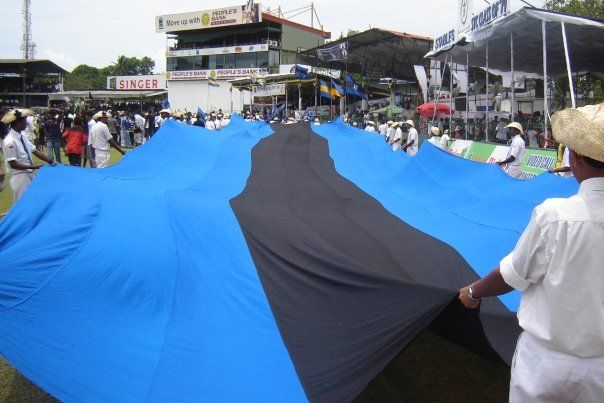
0,116,306,402
312,119,578,312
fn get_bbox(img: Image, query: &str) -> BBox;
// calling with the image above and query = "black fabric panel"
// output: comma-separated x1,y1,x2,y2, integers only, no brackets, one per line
230,123,519,402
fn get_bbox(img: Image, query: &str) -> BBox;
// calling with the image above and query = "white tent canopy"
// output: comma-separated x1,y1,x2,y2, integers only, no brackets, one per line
426,7,604,77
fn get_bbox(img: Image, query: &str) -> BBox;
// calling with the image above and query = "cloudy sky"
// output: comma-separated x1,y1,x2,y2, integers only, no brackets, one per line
0,0,537,72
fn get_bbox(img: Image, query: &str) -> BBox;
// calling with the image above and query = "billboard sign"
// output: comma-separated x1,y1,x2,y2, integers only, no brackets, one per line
107,75,166,90
166,68,268,81
156,3,262,33
167,43,268,58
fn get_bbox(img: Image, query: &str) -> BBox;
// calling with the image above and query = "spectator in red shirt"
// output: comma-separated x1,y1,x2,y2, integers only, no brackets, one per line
62,117,88,166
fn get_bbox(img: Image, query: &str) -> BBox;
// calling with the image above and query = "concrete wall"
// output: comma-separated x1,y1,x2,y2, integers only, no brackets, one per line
167,80,251,113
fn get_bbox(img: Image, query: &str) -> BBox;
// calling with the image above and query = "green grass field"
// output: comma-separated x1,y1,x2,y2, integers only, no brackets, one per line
0,147,510,401
1,148,124,215
0,330,509,401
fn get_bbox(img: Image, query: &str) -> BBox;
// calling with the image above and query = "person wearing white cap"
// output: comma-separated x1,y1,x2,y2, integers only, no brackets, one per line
206,114,216,131
89,111,125,168
458,103,604,403
402,120,418,156
385,121,395,144
1,109,55,203
496,122,526,179
390,122,404,151
378,120,388,139
364,121,376,133
427,127,440,146
439,129,451,150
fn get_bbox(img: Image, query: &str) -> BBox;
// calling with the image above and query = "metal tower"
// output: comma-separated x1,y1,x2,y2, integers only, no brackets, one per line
21,0,36,59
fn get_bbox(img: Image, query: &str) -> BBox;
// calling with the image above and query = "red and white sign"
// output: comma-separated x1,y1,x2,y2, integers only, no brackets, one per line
106,75,167,90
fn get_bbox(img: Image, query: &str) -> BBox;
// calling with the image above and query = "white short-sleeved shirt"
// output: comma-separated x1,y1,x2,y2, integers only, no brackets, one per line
559,146,574,178
23,116,36,142
507,134,526,168
364,126,376,133
89,121,113,151
386,127,395,143
428,137,438,146
500,177,604,357
438,134,450,150
206,121,216,131
406,128,419,156
2,129,36,175
378,124,388,136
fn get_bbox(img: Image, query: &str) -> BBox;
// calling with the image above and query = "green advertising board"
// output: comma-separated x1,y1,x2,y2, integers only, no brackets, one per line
447,140,558,179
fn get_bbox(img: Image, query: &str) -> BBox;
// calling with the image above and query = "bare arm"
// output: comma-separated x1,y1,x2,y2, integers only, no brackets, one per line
458,267,514,308
108,138,125,155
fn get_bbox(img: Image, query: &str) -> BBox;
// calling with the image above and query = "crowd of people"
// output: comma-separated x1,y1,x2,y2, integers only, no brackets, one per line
0,106,235,204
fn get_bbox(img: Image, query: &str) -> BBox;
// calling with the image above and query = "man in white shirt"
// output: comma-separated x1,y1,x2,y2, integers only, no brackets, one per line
497,122,526,179
458,103,604,403
206,115,216,131
391,122,403,151
89,111,125,168
385,121,395,144
427,127,440,146
364,121,376,133
23,114,36,143
439,129,450,150
402,120,419,156
378,120,388,139
1,109,55,202
222,114,231,127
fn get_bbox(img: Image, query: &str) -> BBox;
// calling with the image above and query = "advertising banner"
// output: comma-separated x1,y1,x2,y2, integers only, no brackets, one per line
520,148,558,179
447,140,557,178
167,44,268,58
156,3,261,33
107,75,166,90
166,68,268,81
458,0,473,33
253,84,286,97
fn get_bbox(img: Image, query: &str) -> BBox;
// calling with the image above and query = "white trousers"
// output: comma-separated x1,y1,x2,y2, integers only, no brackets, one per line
510,332,604,403
95,149,110,169
506,165,523,179
10,172,33,203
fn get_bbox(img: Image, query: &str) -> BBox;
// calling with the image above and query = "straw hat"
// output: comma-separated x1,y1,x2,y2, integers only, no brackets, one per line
551,103,604,163
431,127,441,136
405,119,415,128
352,122,358,126
92,111,111,120
391,122,400,128
366,120,375,126
1,108,33,124
444,129,450,135
506,122,524,134
159,109,172,115
387,120,393,125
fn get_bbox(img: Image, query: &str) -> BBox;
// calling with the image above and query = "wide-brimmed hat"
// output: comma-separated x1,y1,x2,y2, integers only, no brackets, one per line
405,119,415,128
391,122,400,128
92,111,112,120
387,120,393,125
1,108,33,124
366,120,375,126
431,127,441,136
506,122,524,134
159,109,172,115
551,103,604,163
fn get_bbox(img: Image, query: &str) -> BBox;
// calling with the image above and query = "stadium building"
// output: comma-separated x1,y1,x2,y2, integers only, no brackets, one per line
156,2,330,113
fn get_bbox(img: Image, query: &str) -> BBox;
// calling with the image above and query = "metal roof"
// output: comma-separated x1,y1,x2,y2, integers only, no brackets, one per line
0,59,68,75
425,7,604,77
298,28,433,82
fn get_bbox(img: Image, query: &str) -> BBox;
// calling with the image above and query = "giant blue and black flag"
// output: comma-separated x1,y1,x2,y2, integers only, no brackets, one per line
0,116,578,402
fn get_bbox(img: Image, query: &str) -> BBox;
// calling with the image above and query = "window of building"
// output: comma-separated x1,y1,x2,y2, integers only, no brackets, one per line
257,52,269,68
236,53,257,68
269,50,280,68
225,54,236,69
209,54,226,70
